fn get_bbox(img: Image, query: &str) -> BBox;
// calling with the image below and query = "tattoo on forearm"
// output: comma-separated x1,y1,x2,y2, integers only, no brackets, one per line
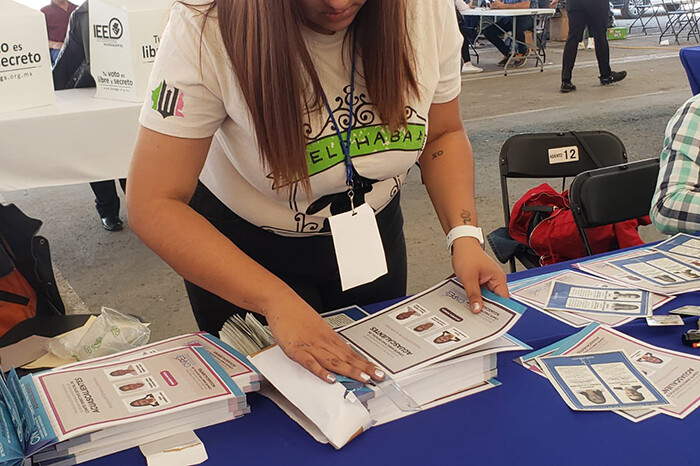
431,150,444,159
460,210,472,224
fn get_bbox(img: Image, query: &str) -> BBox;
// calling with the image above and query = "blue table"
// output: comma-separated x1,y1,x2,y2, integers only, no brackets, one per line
88,251,700,466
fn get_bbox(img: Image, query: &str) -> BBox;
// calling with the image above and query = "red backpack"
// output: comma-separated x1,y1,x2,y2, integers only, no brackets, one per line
509,183,650,266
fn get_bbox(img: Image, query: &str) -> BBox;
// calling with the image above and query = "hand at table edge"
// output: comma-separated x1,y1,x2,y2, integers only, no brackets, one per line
451,237,509,313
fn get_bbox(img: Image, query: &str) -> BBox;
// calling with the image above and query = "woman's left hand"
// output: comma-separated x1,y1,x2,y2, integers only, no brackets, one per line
451,237,509,313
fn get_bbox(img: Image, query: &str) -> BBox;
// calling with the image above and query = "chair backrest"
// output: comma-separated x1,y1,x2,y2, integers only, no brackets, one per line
498,131,627,271
568,158,660,255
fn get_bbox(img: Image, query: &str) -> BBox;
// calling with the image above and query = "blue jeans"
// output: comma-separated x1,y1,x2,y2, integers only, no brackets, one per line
50,48,61,66
483,16,534,56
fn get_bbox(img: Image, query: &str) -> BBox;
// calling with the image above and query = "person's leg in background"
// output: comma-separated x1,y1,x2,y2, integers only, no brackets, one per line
458,14,482,74
585,0,626,85
510,15,534,68
90,180,124,231
560,2,588,92
483,18,516,66
49,48,60,66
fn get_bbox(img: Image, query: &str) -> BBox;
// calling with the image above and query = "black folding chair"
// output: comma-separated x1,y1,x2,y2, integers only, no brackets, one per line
495,131,628,273
628,0,665,36
660,0,699,44
569,158,660,256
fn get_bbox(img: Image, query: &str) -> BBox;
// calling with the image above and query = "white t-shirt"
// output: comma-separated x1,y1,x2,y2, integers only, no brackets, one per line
139,0,462,237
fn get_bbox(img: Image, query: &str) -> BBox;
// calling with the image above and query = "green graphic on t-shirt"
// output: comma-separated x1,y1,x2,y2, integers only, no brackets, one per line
305,123,425,177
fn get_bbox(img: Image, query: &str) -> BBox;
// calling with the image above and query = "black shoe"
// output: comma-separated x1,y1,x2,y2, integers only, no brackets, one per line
101,216,123,231
560,81,577,93
497,56,509,67
600,70,627,85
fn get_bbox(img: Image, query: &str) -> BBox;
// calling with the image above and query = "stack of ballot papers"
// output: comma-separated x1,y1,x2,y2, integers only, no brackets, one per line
509,269,673,328
573,233,700,296
506,233,700,328
0,332,260,465
518,323,700,423
221,278,531,448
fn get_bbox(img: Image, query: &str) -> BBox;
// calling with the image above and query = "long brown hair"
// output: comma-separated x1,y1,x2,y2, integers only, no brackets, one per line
193,0,418,192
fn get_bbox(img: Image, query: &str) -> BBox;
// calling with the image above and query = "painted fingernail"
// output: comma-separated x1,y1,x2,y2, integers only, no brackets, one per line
374,369,385,379
327,374,337,383
360,372,371,382
471,302,481,312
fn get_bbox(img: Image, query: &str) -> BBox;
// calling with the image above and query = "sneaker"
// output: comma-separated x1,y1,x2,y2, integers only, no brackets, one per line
497,56,509,67
461,62,483,74
600,70,627,85
578,42,586,50
511,54,527,68
560,81,577,93
587,38,595,50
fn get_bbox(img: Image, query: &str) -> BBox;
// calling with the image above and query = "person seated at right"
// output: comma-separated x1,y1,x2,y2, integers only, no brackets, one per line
482,0,534,68
650,94,700,235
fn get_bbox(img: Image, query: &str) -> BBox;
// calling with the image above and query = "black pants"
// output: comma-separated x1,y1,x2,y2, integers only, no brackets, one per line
458,14,480,63
90,179,127,218
483,16,534,57
562,0,612,82
185,183,408,335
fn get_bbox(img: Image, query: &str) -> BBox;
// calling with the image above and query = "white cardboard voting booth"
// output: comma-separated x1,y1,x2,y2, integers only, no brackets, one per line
0,0,54,113
89,0,173,103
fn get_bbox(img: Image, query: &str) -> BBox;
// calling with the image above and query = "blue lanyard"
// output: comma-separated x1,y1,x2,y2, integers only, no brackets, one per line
321,46,357,190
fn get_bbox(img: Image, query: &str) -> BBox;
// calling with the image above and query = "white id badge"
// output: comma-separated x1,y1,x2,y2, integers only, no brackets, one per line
328,203,388,291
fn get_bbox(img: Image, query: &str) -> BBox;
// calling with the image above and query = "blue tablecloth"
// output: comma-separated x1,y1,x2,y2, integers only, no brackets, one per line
88,250,700,466
680,46,700,96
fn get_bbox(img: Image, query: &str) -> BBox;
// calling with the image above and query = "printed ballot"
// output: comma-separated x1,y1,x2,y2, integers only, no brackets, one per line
510,270,670,328
544,282,651,317
537,351,669,411
338,279,523,376
0,0,54,113
653,233,700,260
245,279,528,448
0,336,260,465
521,323,700,420
89,0,173,102
59,332,262,393
574,235,700,295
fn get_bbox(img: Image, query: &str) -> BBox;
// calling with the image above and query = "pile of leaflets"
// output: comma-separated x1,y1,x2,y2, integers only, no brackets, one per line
518,323,700,422
574,233,700,296
222,278,531,448
509,233,700,328
0,332,260,465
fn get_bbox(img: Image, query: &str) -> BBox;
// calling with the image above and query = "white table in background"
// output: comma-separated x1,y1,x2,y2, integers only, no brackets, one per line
0,88,141,192
461,8,556,75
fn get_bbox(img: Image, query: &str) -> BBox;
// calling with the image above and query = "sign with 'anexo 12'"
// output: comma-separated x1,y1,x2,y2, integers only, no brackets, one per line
89,0,173,103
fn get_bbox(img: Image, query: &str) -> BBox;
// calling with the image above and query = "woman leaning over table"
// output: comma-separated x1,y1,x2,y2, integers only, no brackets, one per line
127,0,508,385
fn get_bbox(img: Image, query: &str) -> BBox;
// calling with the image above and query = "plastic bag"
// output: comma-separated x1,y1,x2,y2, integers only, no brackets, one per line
46,307,150,361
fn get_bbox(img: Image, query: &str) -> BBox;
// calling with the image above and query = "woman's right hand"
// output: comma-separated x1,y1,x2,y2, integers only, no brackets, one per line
265,301,385,384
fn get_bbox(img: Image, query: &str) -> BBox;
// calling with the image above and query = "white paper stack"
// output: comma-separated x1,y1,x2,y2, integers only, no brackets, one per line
222,280,530,448
0,333,260,465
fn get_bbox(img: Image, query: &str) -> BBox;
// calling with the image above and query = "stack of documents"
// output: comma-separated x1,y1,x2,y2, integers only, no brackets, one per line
574,233,700,296
518,323,700,422
0,333,260,465
225,278,530,448
507,234,700,328
509,269,673,328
